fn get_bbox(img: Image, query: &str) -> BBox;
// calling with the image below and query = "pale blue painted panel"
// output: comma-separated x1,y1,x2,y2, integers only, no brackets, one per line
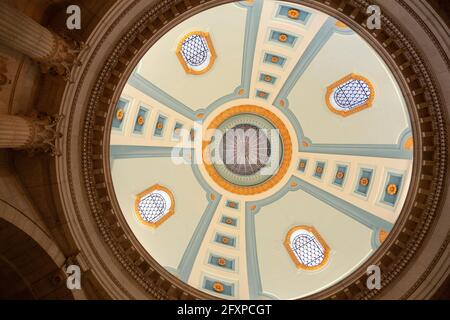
128,73,197,121
274,18,336,106
110,145,191,160
303,143,413,159
177,193,222,281
297,178,393,231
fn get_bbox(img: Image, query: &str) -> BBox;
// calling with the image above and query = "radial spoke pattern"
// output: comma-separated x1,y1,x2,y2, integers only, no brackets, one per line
221,124,271,176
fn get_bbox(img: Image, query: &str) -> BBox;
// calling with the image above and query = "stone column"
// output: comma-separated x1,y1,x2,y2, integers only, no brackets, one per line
0,2,78,75
0,114,61,155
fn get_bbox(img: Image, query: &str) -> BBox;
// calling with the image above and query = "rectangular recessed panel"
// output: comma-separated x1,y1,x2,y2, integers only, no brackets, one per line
172,122,183,140
189,128,196,141
208,254,235,270
269,30,298,47
259,73,277,85
264,53,286,67
313,161,326,179
381,173,403,206
214,233,236,247
133,106,149,134
333,165,348,187
221,215,237,227
298,159,308,172
153,114,167,137
355,168,373,196
256,90,270,100
112,98,129,130
203,277,234,297
277,5,311,24
226,200,239,210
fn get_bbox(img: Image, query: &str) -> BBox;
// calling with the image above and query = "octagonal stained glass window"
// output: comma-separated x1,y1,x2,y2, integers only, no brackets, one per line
135,185,175,228
176,31,217,75
284,226,330,270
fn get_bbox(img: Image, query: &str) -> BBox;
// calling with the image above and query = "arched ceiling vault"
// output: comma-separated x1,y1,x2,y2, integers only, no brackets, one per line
108,0,414,300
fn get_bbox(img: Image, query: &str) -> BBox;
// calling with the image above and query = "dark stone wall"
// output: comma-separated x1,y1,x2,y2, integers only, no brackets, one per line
426,0,450,26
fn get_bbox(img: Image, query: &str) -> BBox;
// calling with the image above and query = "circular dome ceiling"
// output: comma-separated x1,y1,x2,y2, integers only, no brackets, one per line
213,113,277,184
109,0,414,300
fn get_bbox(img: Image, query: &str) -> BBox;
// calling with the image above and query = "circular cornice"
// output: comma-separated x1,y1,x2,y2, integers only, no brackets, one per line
58,0,449,300
202,105,293,196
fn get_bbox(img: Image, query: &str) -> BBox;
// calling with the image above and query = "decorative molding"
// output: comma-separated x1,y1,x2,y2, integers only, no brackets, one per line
110,145,192,160
301,142,413,159
202,105,293,195
73,0,448,300
300,128,414,159
284,225,331,271
134,184,175,228
245,203,280,300
325,73,375,117
36,35,84,80
295,177,393,231
274,17,336,108
128,73,197,121
176,192,221,281
175,31,217,75
27,113,64,157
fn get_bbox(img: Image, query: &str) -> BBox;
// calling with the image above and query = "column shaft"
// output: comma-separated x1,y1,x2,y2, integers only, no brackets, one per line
0,115,58,152
0,2,76,72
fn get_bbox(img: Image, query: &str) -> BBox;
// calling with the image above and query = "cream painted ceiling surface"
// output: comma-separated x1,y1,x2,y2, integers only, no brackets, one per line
112,157,208,272
288,32,410,145
136,4,246,110
255,190,373,299
109,0,414,300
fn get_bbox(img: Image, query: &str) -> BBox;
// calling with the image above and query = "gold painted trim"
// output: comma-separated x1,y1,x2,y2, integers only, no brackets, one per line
325,73,375,117
404,137,414,150
283,226,330,271
217,258,226,266
116,109,124,121
202,105,293,195
387,183,398,195
287,8,300,20
360,177,370,186
79,0,448,301
379,229,389,244
134,184,175,228
335,20,349,29
176,31,217,75
213,282,224,293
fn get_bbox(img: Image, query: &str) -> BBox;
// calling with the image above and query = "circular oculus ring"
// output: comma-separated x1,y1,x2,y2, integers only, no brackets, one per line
202,105,293,196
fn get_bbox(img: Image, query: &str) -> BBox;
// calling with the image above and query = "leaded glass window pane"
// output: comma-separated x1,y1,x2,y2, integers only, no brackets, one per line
333,79,372,110
137,189,172,224
291,232,325,268
181,34,209,67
